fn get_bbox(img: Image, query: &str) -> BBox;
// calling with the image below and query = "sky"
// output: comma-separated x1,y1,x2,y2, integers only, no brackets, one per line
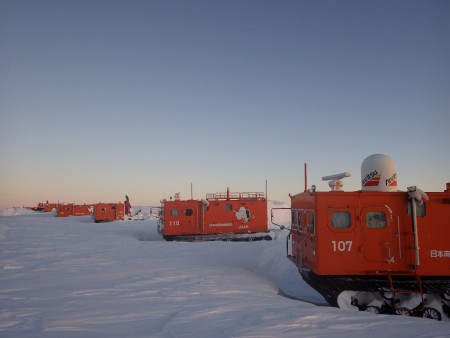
1,208,450,337
1,0,449,208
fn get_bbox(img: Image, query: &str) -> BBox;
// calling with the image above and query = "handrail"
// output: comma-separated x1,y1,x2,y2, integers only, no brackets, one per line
206,191,266,201
270,207,292,229
396,215,402,259
409,197,420,270
286,232,292,257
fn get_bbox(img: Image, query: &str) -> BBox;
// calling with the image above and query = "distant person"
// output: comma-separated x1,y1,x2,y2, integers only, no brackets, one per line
124,195,131,217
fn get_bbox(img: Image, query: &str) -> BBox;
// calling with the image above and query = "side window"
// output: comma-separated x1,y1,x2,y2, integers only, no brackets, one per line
291,210,298,226
366,211,386,228
332,211,351,229
185,209,193,216
305,210,315,234
291,209,302,232
170,209,179,217
407,202,426,217
225,204,232,211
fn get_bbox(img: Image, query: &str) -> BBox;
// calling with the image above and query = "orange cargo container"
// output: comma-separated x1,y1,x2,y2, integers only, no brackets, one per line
92,203,124,223
56,204,93,217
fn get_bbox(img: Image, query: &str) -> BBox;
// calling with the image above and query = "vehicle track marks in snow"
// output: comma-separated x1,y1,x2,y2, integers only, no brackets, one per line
277,288,329,306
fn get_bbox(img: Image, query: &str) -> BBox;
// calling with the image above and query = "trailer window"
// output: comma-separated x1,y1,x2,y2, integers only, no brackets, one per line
332,212,351,229
366,211,386,228
305,210,315,234
291,210,302,232
185,209,193,216
170,209,179,217
292,210,299,225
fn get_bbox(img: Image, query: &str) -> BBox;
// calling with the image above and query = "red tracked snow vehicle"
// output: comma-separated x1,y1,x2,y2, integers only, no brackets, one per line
272,154,450,320
158,188,272,241
25,201,58,212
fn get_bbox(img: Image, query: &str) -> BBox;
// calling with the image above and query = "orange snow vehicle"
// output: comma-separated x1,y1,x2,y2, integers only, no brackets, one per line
272,154,450,320
26,201,58,212
158,188,272,241
92,203,125,223
56,203,93,217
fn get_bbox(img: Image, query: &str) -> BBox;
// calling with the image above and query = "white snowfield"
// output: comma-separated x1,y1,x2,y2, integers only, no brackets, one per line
1,205,449,338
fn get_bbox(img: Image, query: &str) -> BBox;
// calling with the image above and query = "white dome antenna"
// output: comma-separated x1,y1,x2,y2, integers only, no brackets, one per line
361,154,397,192
322,172,351,191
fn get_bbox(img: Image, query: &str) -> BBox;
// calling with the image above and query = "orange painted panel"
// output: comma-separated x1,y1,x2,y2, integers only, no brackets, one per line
56,204,93,217
161,190,268,237
92,203,124,222
291,189,450,277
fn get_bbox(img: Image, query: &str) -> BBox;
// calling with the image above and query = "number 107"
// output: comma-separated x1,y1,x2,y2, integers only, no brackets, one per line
332,240,352,252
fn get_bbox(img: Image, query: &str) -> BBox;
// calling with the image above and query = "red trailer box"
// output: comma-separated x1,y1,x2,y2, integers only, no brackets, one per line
56,204,74,217
73,204,93,216
92,203,124,223
56,204,93,217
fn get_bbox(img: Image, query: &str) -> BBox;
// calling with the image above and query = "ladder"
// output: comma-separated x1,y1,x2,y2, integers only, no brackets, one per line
386,272,424,312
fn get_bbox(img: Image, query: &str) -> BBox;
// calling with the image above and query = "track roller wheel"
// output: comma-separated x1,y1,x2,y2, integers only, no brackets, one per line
395,308,411,316
380,291,393,300
422,307,441,321
440,291,450,301
365,306,381,314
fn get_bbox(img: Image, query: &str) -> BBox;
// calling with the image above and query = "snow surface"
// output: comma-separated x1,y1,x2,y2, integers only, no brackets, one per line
1,205,449,338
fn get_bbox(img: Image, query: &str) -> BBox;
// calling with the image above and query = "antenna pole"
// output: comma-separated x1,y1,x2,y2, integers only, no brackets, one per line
304,163,308,192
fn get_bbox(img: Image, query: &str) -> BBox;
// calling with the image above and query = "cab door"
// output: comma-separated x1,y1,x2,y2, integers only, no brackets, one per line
361,205,397,262
181,202,201,234
164,201,202,235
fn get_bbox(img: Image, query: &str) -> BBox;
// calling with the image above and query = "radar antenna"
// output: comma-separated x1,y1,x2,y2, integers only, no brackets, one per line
322,172,351,191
